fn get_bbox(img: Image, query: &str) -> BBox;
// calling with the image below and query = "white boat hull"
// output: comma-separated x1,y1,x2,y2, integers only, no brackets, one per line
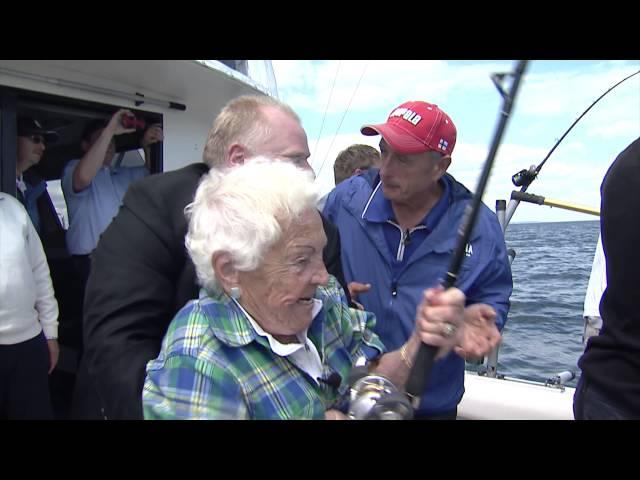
458,372,576,420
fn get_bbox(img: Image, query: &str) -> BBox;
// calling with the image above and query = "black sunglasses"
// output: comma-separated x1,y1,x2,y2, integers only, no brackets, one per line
28,134,46,145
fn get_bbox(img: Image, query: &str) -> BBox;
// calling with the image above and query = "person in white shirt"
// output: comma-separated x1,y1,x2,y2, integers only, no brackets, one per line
0,193,59,419
583,234,606,346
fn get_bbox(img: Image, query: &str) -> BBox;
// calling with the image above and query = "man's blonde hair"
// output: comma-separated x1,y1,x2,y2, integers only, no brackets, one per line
202,95,301,168
333,144,381,185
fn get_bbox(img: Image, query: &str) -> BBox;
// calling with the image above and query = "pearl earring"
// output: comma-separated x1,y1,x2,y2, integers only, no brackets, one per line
230,286,241,300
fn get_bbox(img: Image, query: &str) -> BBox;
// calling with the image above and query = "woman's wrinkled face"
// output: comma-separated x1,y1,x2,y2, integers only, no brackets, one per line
237,208,329,341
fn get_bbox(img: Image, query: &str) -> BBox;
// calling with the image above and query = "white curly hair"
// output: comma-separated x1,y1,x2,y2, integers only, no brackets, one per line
185,157,320,294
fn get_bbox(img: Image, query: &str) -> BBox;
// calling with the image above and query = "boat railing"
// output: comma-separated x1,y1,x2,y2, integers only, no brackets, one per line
474,190,599,381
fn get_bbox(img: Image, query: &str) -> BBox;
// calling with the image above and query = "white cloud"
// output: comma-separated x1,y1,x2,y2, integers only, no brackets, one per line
275,60,509,114
518,62,639,122
277,60,639,223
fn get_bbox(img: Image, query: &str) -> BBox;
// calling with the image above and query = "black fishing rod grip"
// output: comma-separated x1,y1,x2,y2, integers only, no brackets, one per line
405,344,438,400
405,272,456,399
511,191,544,205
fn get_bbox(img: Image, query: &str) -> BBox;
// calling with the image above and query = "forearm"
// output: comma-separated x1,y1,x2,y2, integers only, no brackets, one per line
370,287,467,390
73,129,114,191
371,333,421,391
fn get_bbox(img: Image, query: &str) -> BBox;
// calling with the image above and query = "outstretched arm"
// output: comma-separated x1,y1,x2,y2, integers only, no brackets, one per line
374,287,467,390
72,110,135,192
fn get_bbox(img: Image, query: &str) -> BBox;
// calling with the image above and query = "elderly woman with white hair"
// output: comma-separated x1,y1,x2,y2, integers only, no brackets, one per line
142,159,467,420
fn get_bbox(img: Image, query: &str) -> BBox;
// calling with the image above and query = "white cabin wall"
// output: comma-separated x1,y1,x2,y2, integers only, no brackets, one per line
160,109,211,171
1,60,269,173
0,60,165,113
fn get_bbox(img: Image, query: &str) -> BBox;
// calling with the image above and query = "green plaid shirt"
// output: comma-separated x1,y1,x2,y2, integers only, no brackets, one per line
143,276,385,419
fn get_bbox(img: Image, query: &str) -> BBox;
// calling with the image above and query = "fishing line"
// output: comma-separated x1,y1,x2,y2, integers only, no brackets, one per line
316,61,369,179
312,61,341,171
507,68,640,226
513,68,640,190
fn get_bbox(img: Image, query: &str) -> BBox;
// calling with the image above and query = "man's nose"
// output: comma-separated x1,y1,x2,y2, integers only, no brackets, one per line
301,160,316,178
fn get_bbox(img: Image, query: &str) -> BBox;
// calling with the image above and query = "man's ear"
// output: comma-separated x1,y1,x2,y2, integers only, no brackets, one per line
227,144,247,168
437,155,452,176
212,251,239,291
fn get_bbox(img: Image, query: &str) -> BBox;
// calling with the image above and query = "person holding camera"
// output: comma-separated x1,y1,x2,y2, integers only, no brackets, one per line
61,109,163,288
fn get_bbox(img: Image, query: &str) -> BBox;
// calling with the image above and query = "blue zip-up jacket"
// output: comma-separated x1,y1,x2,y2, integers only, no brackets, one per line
323,170,512,415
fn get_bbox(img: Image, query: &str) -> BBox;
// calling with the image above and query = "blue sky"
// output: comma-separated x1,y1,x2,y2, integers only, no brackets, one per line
273,60,639,224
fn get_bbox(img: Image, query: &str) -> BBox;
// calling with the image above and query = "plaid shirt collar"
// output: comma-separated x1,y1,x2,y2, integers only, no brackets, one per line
198,288,263,348
199,288,324,353
233,296,322,357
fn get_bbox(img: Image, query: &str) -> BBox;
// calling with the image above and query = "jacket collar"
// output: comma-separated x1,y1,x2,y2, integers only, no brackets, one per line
342,172,478,266
362,175,452,231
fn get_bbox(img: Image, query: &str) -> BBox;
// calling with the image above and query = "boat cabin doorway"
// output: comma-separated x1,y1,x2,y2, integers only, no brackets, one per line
0,85,163,418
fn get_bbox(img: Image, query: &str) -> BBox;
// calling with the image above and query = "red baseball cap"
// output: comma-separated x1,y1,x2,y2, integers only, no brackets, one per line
361,101,457,156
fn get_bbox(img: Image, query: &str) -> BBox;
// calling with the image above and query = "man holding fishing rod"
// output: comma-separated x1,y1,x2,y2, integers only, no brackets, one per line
323,100,512,419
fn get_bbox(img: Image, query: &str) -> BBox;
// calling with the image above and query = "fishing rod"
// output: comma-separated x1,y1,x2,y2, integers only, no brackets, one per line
404,60,529,408
504,68,640,227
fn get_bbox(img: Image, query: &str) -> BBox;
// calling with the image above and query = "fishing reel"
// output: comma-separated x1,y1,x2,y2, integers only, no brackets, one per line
347,366,414,420
511,165,537,187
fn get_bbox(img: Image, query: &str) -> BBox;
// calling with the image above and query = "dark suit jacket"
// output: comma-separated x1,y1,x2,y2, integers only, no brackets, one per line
578,137,640,417
78,163,350,419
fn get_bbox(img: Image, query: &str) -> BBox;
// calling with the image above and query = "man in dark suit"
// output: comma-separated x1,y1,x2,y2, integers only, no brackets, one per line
73,95,351,419
574,137,640,420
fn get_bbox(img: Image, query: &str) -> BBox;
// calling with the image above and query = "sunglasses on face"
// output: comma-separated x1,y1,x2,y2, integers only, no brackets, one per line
28,134,46,145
